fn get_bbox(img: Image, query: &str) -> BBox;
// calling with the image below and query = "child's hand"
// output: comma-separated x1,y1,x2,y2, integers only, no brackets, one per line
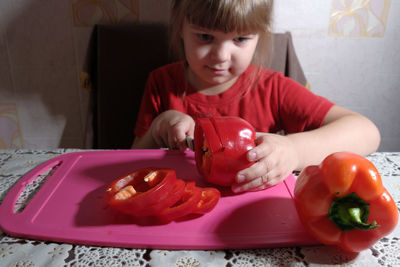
150,110,195,150
231,133,300,193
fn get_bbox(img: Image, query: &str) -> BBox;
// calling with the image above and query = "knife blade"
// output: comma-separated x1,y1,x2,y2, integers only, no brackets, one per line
186,136,195,151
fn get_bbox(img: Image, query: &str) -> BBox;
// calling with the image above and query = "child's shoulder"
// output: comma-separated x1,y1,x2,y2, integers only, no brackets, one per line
147,62,185,89
247,65,306,91
150,61,184,76
249,65,286,82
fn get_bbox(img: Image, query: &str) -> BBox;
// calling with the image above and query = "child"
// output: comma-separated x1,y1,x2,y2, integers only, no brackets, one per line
132,0,380,193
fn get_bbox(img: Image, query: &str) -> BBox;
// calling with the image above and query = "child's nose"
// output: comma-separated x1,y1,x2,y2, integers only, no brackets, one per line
210,43,230,62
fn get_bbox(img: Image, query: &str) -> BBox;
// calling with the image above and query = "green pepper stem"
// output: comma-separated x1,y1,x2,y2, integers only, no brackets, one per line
328,192,380,231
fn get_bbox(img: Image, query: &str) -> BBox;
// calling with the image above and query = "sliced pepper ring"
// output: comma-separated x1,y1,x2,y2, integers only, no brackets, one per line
157,181,202,223
107,167,179,217
193,187,221,214
139,179,186,217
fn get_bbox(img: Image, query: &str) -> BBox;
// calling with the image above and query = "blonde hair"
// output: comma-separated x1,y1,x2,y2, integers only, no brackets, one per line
169,0,274,68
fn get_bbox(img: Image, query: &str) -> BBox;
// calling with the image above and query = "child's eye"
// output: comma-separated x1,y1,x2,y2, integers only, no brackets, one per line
234,37,249,43
196,34,213,42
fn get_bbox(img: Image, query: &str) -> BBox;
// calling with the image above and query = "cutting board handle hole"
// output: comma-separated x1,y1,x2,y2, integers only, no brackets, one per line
13,161,62,213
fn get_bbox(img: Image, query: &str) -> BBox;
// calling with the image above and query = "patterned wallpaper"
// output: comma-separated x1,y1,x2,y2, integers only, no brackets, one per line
329,0,391,37
71,0,139,26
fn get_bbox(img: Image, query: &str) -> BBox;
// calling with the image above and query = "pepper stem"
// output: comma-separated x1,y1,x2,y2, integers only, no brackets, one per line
328,192,380,231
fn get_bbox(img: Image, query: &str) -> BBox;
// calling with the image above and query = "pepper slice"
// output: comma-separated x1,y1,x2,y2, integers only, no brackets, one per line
294,152,399,252
157,181,202,223
138,179,186,217
194,116,256,186
193,187,221,214
106,167,181,217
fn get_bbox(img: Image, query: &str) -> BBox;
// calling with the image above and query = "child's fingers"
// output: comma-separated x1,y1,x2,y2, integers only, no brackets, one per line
155,137,167,148
231,175,271,193
232,171,286,193
173,119,195,150
248,137,274,162
246,182,270,192
163,123,177,149
150,119,168,148
175,126,188,145
235,160,269,183
151,128,166,148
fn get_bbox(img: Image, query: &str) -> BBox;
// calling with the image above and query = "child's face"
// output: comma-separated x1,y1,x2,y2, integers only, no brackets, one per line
181,20,259,92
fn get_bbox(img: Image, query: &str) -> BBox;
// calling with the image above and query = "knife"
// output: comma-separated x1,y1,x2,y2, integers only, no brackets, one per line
186,136,195,151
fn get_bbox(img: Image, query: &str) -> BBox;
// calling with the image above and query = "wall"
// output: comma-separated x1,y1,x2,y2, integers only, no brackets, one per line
0,0,398,151
273,0,399,152
0,0,170,149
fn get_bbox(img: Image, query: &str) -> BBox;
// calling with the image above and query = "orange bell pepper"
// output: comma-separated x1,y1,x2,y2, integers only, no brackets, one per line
294,152,398,252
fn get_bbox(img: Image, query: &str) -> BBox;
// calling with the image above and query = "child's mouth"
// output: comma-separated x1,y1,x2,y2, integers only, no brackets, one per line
206,66,228,75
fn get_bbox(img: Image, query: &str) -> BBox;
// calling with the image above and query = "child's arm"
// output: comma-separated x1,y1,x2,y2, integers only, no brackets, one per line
231,105,381,192
132,110,195,150
287,105,380,168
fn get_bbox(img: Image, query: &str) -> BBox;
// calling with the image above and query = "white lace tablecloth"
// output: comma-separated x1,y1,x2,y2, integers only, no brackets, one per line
0,149,399,267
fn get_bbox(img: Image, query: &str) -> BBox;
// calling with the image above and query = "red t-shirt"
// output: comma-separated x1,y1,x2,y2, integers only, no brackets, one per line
134,62,334,137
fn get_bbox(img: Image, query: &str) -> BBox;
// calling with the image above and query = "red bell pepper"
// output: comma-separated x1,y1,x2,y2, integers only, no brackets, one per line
294,152,399,252
106,167,183,217
194,116,256,186
157,181,202,223
106,168,221,222
193,187,221,214
140,179,186,216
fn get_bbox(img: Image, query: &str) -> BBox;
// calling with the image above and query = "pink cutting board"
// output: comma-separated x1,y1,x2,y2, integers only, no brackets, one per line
0,150,318,249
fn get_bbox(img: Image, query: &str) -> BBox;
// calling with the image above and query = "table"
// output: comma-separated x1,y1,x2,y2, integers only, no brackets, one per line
0,149,399,266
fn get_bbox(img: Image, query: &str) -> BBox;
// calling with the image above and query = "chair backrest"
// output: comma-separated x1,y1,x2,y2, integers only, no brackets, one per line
86,23,169,148
84,23,306,149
